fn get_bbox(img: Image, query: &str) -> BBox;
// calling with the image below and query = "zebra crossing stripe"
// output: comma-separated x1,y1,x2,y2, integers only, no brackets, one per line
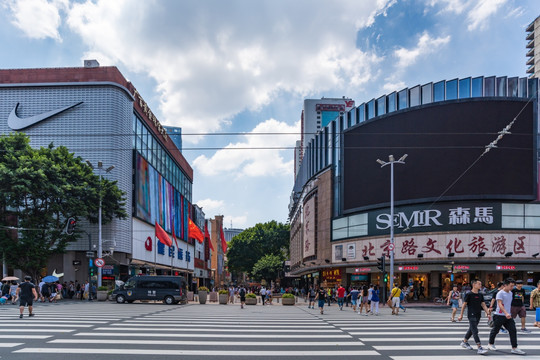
0,324,91,328
94,327,342,333
0,343,23,348
360,337,540,342
110,323,333,329
0,335,51,339
391,356,540,360
15,348,380,356
0,329,73,333
49,339,365,346
376,345,540,350
74,332,351,339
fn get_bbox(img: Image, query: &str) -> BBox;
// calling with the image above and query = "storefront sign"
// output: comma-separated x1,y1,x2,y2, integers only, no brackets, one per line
398,266,419,271
454,265,469,270
351,274,368,281
496,265,516,270
354,267,371,273
303,196,316,258
322,268,342,281
133,89,168,140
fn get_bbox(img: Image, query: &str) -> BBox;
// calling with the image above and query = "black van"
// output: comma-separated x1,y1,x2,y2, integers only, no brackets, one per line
113,275,187,305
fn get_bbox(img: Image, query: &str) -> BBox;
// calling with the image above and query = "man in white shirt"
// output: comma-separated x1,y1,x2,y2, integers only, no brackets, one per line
260,287,266,305
487,278,525,355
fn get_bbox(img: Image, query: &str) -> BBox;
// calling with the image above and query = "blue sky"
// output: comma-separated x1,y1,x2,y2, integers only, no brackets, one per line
0,0,538,229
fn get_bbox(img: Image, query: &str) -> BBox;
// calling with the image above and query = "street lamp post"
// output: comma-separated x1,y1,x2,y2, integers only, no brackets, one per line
376,154,407,295
86,160,114,288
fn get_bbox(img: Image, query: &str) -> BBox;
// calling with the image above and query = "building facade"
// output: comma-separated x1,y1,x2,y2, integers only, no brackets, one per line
527,15,540,79
289,75,540,299
0,62,199,286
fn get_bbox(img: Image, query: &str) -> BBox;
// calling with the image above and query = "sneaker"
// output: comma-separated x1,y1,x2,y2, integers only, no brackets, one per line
477,346,488,355
19,314,23,319
500,328,508,334
487,345,497,351
28,313,34,317
511,348,526,355
403,308,406,312
520,328,531,333
460,341,473,350
364,313,369,316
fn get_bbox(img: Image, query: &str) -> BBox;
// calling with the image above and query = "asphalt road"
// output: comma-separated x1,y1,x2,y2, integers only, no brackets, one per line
0,300,539,359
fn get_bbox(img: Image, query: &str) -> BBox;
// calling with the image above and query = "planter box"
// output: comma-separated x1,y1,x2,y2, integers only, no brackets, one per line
199,291,208,304
96,291,108,302
282,297,296,306
218,294,228,304
245,297,257,305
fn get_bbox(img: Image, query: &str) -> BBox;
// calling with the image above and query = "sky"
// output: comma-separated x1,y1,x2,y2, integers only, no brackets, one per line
0,0,538,229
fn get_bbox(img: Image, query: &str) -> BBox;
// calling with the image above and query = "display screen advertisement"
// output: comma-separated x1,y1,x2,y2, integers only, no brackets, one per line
343,100,536,213
135,153,189,240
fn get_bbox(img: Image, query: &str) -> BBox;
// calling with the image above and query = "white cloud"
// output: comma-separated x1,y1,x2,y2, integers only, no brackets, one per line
5,0,67,41
193,119,299,177
223,215,248,229
196,198,225,214
427,0,469,14
394,32,450,69
63,0,393,141
467,0,508,31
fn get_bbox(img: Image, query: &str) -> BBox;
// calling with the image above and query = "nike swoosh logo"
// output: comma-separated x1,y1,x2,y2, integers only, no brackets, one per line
7,101,84,130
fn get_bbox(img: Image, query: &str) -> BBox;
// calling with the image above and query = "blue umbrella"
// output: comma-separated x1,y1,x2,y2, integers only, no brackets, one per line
42,275,59,283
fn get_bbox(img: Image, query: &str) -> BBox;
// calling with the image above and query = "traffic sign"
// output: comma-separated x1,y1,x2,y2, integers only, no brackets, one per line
94,258,105,268
388,243,395,251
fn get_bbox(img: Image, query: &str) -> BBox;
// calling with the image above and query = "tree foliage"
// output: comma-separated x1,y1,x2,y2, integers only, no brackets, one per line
0,133,127,279
251,254,283,282
226,220,290,275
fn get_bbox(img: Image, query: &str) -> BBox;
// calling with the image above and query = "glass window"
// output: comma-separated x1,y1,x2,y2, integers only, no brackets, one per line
528,78,537,99
518,77,528,98
496,77,507,97
472,77,483,97
459,78,471,98
357,104,366,123
397,89,408,110
433,81,445,102
524,217,540,229
367,99,375,119
446,79,458,100
348,213,367,226
332,228,348,240
333,218,347,229
525,204,540,216
387,92,396,113
409,86,420,107
421,83,432,104
484,76,495,96
349,225,368,237
502,203,524,216
376,96,386,116
508,77,518,97
502,216,524,228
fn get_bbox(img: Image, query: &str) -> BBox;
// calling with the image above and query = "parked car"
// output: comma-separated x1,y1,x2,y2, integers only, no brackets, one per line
113,275,187,305
483,285,534,309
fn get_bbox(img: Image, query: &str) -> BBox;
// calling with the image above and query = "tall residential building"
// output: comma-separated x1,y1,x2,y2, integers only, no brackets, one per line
526,15,540,78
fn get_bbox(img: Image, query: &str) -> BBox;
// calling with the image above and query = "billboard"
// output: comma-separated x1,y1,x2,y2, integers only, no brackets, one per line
135,153,189,239
343,100,536,213
303,196,316,258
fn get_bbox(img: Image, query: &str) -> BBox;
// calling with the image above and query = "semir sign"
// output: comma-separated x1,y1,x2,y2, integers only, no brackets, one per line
376,210,442,230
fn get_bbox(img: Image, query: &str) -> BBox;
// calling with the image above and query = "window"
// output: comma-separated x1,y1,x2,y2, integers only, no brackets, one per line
421,83,432,104
459,78,471,98
484,76,495,96
376,96,386,116
398,89,408,110
496,77,507,97
367,99,375,119
409,86,421,107
508,77,518,97
433,81,445,102
446,79,458,100
387,92,396,113
472,77,483,97
357,104,366,123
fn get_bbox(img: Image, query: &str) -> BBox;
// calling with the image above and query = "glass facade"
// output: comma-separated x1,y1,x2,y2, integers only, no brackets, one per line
409,86,421,107
433,81,445,102
133,113,192,202
421,83,432,104
459,78,471,98
446,79,458,100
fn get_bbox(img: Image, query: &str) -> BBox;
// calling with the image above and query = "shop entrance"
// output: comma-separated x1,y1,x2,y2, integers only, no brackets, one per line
406,273,429,301
441,272,470,298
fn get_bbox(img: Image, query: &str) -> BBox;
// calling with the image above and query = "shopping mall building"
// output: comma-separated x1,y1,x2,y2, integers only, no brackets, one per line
0,61,210,287
289,75,540,299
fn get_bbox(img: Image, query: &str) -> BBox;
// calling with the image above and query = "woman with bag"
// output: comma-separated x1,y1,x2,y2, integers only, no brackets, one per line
446,284,461,322
530,280,540,328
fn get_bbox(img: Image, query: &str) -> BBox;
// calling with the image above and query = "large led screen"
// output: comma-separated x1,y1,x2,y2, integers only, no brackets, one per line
136,153,189,239
343,100,536,213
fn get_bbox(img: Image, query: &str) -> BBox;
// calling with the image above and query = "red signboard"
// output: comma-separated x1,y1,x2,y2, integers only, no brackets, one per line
454,265,469,270
322,268,342,281
398,266,419,271
354,267,372,273
496,265,516,270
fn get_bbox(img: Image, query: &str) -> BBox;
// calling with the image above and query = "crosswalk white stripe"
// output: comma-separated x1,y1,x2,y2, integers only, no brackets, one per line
74,332,351,338
94,327,343,332
129,320,324,324
0,323,91,328
0,320,108,324
351,331,496,335
110,323,333,329
360,337,540,342
0,343,23,347
391,356,540,360
0,335,51,339
50,339,365,346
375,345,540,350
15,348,380,356
0,329,73,333
343,326,476,330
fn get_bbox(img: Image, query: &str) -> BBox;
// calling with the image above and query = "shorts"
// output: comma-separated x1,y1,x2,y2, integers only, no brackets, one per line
19,297,33,307
511,305,526,319
451,299,460,308
240,297,246,302
351,299,357,306
392,297,400,308
309,296,315,302
363,297,369,304
318,300,325,308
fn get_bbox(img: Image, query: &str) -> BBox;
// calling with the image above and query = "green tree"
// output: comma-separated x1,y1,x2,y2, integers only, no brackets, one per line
0,133,127,280
251,254,283,282
226,220,289,275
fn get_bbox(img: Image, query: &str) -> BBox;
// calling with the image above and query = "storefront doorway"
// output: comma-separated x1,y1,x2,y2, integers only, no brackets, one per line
406,273,429,301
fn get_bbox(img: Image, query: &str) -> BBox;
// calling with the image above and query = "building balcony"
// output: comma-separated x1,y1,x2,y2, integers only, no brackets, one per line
527,48,535,57
527,57,535,66
526,39,535,49
526,64,535,74
526,31,534,41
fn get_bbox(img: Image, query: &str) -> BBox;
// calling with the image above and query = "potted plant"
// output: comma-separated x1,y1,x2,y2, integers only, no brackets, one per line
198,286,209,304
245,292,257,305
218,289,228,304
96,286,108,301
282,293,295,306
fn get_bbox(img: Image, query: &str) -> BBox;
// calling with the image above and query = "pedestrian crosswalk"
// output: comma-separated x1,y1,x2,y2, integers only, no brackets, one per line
0,303,539,359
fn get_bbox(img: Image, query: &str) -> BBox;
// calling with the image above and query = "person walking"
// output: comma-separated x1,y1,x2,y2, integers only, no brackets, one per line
398,286,407,312
370,285,380,315
260,286,266,305
228,286,235,304
511,280,531,333
238,285,246,309
358,285,369,315
15,276,38,318
489,281,508,334
487,278,526,355
447,284,461,322
9,281,18,305
348,287,360,312
390,283,401,315
337,284,346,311
457,279,490,355
308,286,316,309
531,280,540,328
315,286,327,315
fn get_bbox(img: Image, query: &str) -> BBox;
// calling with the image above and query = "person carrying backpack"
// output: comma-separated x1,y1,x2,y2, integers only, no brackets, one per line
238,285,246,309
